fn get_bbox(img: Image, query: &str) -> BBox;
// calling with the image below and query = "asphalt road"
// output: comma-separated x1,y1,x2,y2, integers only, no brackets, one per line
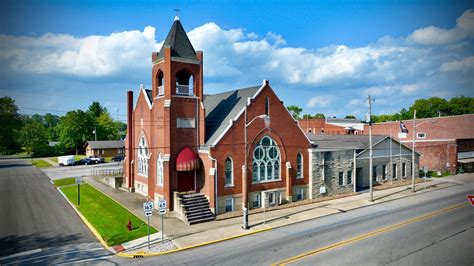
0,158,111,264
118,182,473,265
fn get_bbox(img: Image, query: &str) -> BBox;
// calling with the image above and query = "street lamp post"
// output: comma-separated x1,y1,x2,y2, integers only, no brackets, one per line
242,102,270,230
411,112,437,193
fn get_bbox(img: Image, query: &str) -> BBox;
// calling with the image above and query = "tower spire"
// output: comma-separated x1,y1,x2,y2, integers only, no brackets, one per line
174,8,180,21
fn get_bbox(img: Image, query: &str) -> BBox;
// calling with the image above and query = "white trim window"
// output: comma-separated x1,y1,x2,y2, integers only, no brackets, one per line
156,153,164,186
252,136,280,182
252,194,261,208
224,157,233,187
296,153,303,179
296,188,304,201
225,198,234,212
137,136,149,177
417,132,426,139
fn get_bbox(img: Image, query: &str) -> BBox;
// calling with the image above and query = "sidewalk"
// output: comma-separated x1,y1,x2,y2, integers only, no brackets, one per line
80,174,473,255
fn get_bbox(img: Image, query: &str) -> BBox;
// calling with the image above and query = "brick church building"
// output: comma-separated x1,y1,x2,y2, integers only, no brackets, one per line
124,17,311,224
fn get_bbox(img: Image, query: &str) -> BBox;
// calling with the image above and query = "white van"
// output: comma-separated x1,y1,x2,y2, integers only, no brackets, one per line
58,155,75,166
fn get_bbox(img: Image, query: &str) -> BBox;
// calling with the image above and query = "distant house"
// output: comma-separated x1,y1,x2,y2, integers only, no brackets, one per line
308,134,420,196
84,140,125,157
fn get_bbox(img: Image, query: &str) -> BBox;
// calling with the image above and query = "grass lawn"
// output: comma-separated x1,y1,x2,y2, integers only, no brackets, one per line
104,157,113,163
53,177,77,187
61,183,157,246
49,157,58,163
31,159,53,168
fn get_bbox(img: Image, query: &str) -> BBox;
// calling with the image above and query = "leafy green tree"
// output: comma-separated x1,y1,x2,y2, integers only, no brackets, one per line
19,119,48,155
88,102,107,118
43,113,60,141
344,115,356,119
313,113,325,119
409,97,449,118
0,97,22,153
96,112,120,140
57,110,94,154
449,96,474,115
287,105,303,120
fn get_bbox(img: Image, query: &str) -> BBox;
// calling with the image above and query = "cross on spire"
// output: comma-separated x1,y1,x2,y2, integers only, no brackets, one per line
174,8,180,20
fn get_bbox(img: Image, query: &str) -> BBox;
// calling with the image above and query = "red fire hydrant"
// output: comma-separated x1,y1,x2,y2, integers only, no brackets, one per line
127,220,132,231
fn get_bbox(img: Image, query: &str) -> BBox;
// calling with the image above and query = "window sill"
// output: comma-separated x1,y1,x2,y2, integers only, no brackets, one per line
137,174,148,178
224,184,234,188
252,179,282,184
296,176,304,179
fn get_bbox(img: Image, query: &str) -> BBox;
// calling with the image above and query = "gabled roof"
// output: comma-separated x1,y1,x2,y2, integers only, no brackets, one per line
85,140,125,149
157,18,197,61
203,86,261,145
308,134,385,151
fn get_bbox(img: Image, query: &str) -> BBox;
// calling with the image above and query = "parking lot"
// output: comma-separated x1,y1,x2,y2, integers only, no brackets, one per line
41,161,122,180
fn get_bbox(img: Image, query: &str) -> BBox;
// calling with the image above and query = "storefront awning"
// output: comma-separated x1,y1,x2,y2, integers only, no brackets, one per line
176,147,199,171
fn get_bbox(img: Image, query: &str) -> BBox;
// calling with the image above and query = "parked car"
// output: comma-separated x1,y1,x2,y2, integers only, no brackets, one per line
88,155,105,164
112,154,124,162
76,158,94,165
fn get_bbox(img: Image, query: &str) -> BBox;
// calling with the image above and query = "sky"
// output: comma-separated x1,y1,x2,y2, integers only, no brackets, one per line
0,0,473,122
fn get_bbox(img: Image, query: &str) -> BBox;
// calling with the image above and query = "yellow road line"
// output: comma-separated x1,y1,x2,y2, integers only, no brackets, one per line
117,227,272,258
274,202,469,266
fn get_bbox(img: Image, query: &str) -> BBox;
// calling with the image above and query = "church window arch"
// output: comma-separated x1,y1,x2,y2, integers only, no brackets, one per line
137,135,149,177
252,136,280,182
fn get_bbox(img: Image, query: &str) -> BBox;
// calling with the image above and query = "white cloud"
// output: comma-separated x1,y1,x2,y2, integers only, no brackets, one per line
307,95,334,108
440,56,474,72
408,9,473,45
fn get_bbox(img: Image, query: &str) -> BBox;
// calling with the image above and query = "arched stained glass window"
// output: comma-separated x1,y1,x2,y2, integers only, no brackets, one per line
296,153,303,178
252,136,280,182
137,136,149,177
225,157,233,186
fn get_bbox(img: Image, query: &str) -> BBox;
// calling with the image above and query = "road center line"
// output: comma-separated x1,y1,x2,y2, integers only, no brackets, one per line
273,202,469,266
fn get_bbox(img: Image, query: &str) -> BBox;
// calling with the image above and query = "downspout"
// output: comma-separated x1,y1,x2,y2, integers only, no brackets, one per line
353,149,356,192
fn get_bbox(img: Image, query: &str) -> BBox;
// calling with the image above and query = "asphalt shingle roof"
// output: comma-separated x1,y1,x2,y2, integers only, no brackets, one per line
86,140,125,149
203,86,261,145
157,19,197,61
308,134,386,151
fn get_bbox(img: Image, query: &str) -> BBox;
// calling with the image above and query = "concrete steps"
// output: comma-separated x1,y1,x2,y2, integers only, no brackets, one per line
178,193,215,225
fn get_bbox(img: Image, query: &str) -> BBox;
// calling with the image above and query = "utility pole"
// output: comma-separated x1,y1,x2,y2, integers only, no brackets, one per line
94,127,97,141
367,95,374,202
412,110,416,193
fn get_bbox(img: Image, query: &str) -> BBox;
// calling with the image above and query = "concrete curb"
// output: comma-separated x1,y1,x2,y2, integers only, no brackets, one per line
55,186,115,254
116,227,272,258
117,180,457,259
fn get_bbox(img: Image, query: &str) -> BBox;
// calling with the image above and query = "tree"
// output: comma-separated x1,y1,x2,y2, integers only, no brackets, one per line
57,110,94,154
96,112,120,140
344,115,356,119
449,96,474,115
88,102,107,118
43,113,60,141
0,97,22,153
19,119,48,155
287,105,302,120
409,97,449,119
302,113,325,119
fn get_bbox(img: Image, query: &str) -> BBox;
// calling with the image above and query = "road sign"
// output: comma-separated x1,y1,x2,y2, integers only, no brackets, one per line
159,209,166,215
158,199,167,210
75,177,82,184
143,201,154,212
468,195,474,206
145,210,153,217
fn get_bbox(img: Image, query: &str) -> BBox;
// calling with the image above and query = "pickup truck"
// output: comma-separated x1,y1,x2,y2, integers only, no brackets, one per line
88,155,105,164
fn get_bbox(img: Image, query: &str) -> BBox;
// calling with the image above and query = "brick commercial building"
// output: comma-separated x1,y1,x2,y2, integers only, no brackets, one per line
365,114,474,175
299,118,364,135
124,17,311,224
308,134,419,197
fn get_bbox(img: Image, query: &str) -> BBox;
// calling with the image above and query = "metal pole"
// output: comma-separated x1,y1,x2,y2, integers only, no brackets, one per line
368,95,373,202
78,183,80,205
94,127,97,141
412,110,416,193
161,213,164,244
389,121,393,185
147,216,150,249
242,101,249,230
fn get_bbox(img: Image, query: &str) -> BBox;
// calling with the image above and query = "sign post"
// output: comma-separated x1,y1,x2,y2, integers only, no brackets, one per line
143,201,154,249
158,199,167,243
423,166,428,190
75,177,82,205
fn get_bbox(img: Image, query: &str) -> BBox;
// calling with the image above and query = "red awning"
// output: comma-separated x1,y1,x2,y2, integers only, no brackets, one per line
176,147,200,171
